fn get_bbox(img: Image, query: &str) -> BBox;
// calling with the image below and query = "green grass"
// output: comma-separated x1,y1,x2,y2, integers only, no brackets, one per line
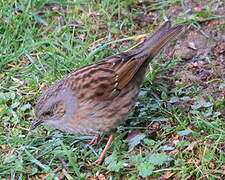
1,0,225,179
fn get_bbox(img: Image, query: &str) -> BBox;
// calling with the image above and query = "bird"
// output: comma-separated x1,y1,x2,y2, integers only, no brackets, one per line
30,20,183,164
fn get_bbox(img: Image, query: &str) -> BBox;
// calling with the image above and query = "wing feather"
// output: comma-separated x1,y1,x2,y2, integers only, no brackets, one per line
67,21,183,101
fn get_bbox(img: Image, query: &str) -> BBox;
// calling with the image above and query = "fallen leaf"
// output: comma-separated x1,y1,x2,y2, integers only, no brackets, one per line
160,171,176,180
98,174,106,180
188,41,197,50
184,142,197,151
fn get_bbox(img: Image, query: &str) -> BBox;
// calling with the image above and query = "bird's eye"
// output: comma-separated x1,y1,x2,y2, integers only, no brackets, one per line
42,111,52,117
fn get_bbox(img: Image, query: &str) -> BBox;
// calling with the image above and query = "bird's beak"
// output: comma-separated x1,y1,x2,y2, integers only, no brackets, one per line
29,119,43,131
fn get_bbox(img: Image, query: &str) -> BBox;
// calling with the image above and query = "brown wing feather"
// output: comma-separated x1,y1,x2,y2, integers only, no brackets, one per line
67,62,119,101
102,21,183,90
67,21,183,101
104,55,148,89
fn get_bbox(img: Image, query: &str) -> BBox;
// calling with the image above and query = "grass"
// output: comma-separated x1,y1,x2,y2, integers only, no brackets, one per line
0,0,225,179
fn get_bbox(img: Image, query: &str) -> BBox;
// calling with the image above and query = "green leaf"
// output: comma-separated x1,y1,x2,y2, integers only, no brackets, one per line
204,111,212,117
129,154,144,164
127,133,146,152
189,110,200,114
6,92,16,100
202,102,213,108
15,158,23,171
138,162,154,177
106,160,124,172
105,152,123,172
177,129,192,136
151,117,168,122
191,104,202,110
11,102,20,109
180,96,191,101
20,104,31,111
160,145,174,151
144,139,155,146
147,153,168,166
161,91,168,100
0,92,16,102
105,152,118,164
169,96,179,103
213,112,221,118
176,140,190,147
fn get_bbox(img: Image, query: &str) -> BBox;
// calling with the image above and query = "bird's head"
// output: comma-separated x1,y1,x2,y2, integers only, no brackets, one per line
30,82,77,131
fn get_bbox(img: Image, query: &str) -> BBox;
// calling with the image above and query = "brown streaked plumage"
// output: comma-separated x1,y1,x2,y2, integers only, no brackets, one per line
30,21,183,164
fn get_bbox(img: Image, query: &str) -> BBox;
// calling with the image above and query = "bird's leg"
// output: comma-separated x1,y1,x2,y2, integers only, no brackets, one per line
88,135,101,145
94,133,114,165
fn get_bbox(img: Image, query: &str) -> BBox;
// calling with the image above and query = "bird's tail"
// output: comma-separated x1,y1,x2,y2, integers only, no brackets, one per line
133,20,183,59
102,21,183,90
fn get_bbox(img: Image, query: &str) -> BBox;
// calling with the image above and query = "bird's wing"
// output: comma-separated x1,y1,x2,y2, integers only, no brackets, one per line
102,53,148,90
67,21,183,101
66,62,120,101
102,20,183,90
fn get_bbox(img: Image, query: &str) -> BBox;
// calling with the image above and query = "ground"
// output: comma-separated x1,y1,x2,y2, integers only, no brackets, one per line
0,0,225,179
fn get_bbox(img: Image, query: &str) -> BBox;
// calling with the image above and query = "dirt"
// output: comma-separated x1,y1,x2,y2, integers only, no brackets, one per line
130,1,225,120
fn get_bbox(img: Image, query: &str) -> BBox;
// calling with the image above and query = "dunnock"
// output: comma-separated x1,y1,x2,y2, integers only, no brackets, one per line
30,20,183,164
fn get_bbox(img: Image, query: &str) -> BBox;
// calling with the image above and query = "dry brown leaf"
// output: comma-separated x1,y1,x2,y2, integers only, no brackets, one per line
188,41,197,50
160,171,176,180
